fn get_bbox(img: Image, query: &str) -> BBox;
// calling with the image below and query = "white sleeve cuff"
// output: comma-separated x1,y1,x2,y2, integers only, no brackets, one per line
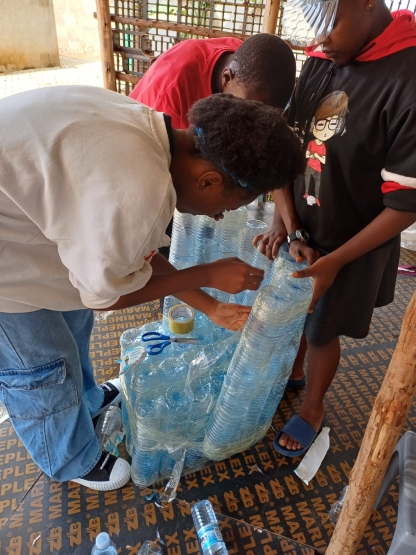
80,292,121,310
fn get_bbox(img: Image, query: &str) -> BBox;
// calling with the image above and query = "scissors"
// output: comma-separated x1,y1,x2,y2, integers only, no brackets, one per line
141,331,203,356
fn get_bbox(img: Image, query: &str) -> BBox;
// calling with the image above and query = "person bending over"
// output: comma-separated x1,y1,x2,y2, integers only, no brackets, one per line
0,86,305,490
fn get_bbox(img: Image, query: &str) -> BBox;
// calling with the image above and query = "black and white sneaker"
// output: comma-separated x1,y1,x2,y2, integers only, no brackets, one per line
94,378,121,417
71,452,130,491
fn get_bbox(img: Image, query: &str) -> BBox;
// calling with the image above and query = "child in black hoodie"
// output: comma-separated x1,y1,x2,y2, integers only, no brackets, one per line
255,1,416,457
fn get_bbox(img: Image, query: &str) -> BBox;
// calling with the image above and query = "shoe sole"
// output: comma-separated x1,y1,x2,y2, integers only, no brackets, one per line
70,466,130,491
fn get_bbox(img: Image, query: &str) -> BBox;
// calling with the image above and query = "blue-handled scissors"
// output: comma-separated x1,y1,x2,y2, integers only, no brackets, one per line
141,332,203,356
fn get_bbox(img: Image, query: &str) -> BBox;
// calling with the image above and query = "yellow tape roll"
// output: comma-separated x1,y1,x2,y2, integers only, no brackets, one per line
168,304,195,335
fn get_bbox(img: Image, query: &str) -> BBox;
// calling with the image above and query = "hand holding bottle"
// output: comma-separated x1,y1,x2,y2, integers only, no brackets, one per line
253,221,287,261
206,301,251,330
205,257,264,294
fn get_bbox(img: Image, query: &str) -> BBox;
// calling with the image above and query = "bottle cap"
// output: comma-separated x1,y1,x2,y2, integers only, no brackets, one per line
95,532,110,550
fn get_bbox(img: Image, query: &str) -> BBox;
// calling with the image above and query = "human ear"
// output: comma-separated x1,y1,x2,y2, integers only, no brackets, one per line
221,67,233,91
198,170,224,190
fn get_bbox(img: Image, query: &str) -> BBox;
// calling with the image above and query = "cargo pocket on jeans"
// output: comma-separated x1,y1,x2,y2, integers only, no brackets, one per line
0,358,78,419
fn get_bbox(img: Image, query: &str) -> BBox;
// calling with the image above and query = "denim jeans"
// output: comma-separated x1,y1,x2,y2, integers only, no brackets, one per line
0,309,104,482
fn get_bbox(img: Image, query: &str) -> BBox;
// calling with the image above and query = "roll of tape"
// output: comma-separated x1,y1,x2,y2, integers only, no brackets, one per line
168,304,195,335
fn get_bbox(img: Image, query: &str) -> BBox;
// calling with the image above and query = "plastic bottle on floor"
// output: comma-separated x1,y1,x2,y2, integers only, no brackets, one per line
95,405,122,454
328,485,349,524
191,500,228,555
137,540,163,554
91,532,117,555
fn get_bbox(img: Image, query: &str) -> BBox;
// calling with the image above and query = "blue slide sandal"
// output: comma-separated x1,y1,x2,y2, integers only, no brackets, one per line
273,414,325,458
287,375,306,388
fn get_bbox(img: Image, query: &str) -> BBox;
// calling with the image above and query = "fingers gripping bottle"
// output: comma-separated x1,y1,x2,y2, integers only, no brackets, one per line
191,500,228,555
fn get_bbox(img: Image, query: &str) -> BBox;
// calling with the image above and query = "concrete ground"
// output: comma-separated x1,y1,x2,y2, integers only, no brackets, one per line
0,55,103,99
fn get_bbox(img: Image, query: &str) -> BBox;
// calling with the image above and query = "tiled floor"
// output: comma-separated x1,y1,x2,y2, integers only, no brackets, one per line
0,56,103,100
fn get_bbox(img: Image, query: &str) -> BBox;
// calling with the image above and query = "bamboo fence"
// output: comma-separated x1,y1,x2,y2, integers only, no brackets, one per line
94,1,416,552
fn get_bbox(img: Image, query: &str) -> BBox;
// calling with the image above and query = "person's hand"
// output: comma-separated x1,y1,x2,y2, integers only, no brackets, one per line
206,301,251,330
289,240,320,267
253,222,287,261
292,255,341,312
205,257,264,294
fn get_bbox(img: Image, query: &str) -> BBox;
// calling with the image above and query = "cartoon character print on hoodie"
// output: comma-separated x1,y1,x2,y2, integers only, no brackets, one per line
303,91,349,207
287,10,416,253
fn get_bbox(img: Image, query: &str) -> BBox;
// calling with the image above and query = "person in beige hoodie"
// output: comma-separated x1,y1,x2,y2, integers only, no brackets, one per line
0,86,304,490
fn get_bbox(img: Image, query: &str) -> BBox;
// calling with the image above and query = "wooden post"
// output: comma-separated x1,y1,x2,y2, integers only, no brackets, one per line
261,0,281,34
326,290,416,555
95,0,116,91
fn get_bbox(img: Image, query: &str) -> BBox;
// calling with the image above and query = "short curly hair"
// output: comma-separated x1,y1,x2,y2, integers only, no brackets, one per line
232,34,296,109
188,94,305,195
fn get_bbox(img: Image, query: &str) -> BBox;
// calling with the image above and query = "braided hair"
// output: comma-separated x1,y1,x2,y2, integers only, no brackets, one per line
188,94,305,195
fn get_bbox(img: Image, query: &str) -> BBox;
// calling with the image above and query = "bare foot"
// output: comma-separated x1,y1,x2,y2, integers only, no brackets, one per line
279,403,325,451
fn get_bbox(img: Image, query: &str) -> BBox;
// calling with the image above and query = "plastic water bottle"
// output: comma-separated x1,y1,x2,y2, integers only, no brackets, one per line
218,207,247,258
204,243,313,460
193,215,219,263
95,405,122,454
160,387,194,477
240,247,272,306
131,395,162,486
159,358,189,390
137,540,163,554
329,486,349,524
237,219,268,265
91,532,117,555
185,377,212,469
233,219,268,304
122,400,133,456
191,500,228,555
169,210,196,269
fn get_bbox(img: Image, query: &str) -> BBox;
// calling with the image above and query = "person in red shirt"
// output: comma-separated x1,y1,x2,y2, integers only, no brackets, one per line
129,34,297,130
130,33,297,259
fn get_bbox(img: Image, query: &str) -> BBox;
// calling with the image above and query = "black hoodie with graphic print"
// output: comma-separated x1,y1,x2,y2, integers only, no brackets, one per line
287,10,416,253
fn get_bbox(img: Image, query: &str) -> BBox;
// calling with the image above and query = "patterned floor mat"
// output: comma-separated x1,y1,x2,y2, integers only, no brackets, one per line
1,250,416,555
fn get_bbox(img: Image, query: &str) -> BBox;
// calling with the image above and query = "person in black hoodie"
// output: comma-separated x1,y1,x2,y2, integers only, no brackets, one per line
254,0,416,457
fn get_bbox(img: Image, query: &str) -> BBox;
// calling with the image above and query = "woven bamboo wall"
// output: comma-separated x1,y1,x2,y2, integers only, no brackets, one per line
97,0,416,95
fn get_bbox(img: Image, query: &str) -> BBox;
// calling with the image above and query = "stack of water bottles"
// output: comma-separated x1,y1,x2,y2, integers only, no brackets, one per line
119,208,313,487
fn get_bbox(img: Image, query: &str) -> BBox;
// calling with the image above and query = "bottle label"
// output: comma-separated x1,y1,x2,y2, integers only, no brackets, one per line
197,523,225,552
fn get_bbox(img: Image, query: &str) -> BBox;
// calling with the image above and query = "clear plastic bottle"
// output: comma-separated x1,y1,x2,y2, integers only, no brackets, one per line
91,532,117,555
169,210,196,269
95,405,122,454
233,219,268,304
193,215,219,264
185,377,213,469
218,207,247,258
191,500,228,555
237,219,267,264
328,486,349,524
160,387,193,477
137,540,163,555
240,247,272,306
121,400,133,456
131,395,162,486
204,243,313,460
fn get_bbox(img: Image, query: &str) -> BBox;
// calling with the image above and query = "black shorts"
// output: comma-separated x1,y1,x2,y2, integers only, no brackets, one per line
304,236,400,346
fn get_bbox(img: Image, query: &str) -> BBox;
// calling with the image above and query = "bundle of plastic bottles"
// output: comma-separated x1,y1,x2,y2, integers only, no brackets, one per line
119,209,313,487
